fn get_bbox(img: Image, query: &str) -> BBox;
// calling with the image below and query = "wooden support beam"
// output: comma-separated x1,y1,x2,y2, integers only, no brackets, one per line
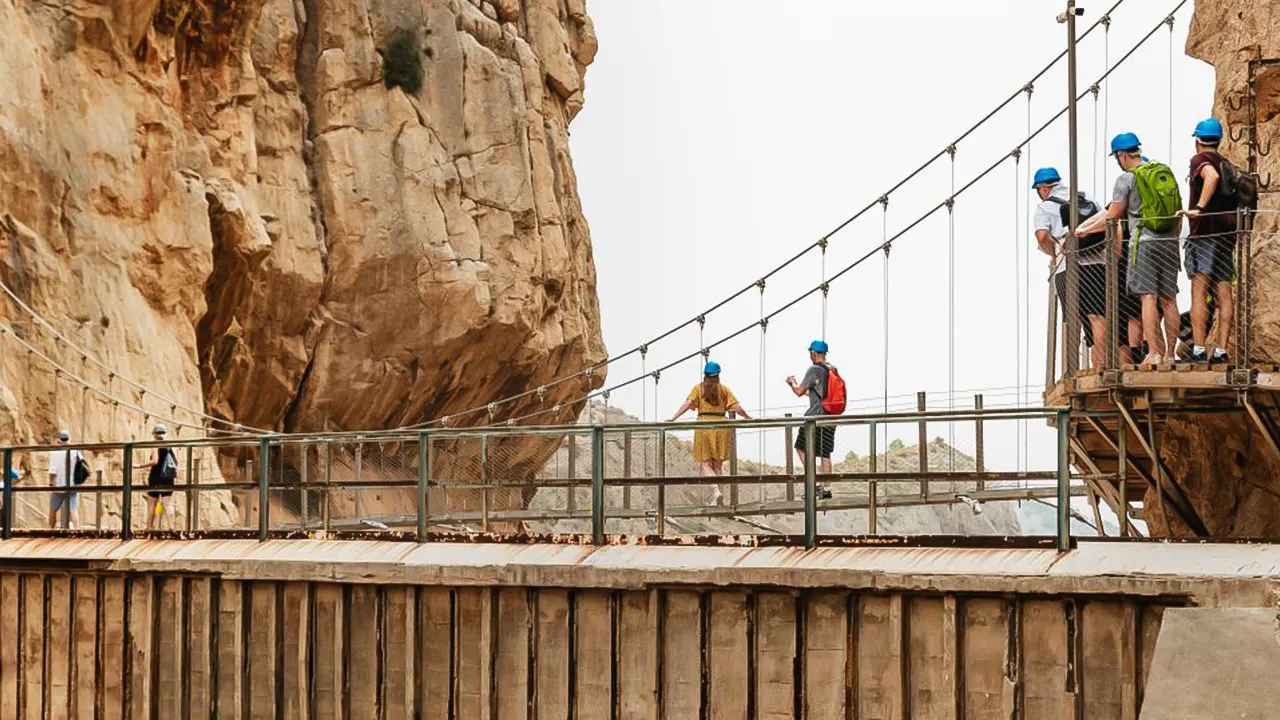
1114,401,1208,536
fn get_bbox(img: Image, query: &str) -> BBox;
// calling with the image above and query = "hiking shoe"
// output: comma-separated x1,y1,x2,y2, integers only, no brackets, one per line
709,488,726,507
1140,353,1164,366
816,484,833,501
1212,350,1229,363
1177,350,1209,365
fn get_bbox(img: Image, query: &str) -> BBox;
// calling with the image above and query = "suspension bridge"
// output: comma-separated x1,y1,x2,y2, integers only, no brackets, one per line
0,0,1276,547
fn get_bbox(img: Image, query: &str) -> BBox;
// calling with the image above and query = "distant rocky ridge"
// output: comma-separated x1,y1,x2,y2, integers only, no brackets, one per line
528,404,1024,536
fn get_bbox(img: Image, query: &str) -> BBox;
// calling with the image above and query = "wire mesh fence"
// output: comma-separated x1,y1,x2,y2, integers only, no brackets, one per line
1047,209,1258,386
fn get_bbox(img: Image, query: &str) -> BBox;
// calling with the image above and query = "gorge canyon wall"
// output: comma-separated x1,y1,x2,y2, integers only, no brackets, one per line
1151,0,1280,536
0,0,605,456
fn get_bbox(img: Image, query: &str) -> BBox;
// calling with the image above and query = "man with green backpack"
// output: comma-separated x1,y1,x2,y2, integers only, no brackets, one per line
1079,133,1183,365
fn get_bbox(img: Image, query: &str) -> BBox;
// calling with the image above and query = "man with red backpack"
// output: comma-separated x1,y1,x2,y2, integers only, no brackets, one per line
785,340,845,500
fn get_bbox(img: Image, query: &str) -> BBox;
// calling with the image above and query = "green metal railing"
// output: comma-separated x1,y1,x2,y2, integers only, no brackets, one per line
0,407,1093,550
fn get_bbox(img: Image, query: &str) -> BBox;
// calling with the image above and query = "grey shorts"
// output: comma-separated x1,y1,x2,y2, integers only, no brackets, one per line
50,490,78,512
1126,235,1181,298
1184,236,1235,283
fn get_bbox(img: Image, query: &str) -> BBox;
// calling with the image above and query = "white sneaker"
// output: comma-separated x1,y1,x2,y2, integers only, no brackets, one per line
709,489,725,507
1140,353,1164,366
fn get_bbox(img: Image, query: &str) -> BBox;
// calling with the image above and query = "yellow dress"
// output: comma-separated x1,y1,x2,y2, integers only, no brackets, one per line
688,384,739,462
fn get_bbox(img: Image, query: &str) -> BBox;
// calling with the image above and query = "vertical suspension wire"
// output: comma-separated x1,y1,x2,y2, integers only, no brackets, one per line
1092,84,1100,199
1012,145,1022,419
757,281,767,481
1103,15,1112,193
947,145,956,471
1023,83,1034,473
881,195,890,420
1167,15,1175,162
820,241,829,341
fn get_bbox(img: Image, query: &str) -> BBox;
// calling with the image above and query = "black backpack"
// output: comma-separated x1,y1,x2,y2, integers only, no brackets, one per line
1217,158,1258,211
158,449,177,482
72,456,91,485
1048,193,1107,250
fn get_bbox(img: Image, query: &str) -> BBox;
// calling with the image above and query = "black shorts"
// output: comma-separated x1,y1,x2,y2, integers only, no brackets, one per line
1055,265,1106,346
794,425,836,459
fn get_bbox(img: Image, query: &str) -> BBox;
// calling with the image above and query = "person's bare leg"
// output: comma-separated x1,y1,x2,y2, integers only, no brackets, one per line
146,497,157,530
1141,295,1165,358
1189,274,1210,346
1212,279,1234,354
710,459,729,500
1089,316,1107,368
47,505,56,529
1161,297,1180,360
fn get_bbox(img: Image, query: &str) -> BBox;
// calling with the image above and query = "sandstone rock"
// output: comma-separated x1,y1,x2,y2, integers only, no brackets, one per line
0,0,604,525
1144,0,1280,537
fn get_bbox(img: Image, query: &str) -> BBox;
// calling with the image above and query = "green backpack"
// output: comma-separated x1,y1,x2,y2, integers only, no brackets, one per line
1130,161,1182,235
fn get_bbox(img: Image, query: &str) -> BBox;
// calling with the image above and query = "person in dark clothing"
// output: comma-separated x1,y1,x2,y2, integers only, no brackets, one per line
135,424,177,530
1180,118,1236,363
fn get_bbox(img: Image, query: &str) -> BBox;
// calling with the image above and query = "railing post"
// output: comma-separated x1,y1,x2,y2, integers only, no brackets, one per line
656,431,666,535
122,444,133,540
1117,416,1129,537
300,445,309,531
95,470,103,531
323,442,332,533
258,437,270,541
190,461,200,532
480,434,490,532
728,419,738,508
974,394,986,491
354,441,364,522
622,430,632,511
417,431,429,541
567,434,577,516
1046,271,1060,391
185,446,195,532
803,420,817,549
867,423,877,535
61,448,72,529
2,448,12,540
591,425,605,545
917,392,928,500
1064,222,1081,377
1056,409,1071,552
784,414,795,502
1105,220,1119,370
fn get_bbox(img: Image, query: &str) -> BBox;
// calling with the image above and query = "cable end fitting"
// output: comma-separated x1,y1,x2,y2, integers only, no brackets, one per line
759,317,769,330
755,278,766,292
820,282,830,297
817,237,829,251
1011,147,1022,160
1023,82,1035,96
945,197,955,212
696,315,706,328
1165,15,1175,29
1100,14,1111,27
638,344,648,357
946,144,957,158
878,194,890,208
1089,83,1100,98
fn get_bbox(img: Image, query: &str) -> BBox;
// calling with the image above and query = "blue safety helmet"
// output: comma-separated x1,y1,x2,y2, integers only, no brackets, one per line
1110,132,1141,155
1192,118,1223,141
1032,167,1061,188
808,340,829,354
7,470,15,481
703,361,721,376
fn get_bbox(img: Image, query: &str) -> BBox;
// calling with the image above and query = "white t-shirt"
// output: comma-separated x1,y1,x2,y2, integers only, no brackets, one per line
1035,184,1106,271
47,448,83,487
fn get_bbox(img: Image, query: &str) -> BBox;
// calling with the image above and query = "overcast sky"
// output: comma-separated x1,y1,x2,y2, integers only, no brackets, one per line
568,0,1214,471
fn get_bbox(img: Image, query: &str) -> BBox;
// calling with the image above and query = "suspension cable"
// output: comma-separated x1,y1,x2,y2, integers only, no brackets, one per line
1023,84,1033,472
382,1,1133,432
1103,13,1112,192
409,0,1186,431
1167,14,1176,161
0,278,265,435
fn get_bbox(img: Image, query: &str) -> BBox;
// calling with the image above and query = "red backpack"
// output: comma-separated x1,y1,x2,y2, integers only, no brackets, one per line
821,364,846,415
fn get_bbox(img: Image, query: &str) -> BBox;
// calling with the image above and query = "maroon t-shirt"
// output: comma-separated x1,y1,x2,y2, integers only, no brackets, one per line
1187,151,1236,238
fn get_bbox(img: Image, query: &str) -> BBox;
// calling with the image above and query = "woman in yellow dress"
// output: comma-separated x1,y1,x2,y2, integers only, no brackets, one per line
668,361,751,506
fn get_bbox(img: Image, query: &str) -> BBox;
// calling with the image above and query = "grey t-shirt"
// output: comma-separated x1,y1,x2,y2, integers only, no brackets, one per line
1114,171,1179,243
800,364,830,416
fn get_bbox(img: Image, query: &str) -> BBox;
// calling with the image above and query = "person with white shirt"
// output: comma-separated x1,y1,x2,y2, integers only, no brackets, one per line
47,429,82,529
1032,167,1110,369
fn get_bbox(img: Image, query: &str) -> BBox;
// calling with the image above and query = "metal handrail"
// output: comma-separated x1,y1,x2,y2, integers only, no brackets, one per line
0,407,1081,550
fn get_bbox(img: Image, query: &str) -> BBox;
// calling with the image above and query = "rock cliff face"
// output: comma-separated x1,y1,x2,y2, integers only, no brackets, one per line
1151,1,1280,536
0,0,604,461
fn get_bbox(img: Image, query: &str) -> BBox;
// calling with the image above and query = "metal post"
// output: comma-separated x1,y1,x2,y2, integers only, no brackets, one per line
258,438,270,541
728,421,738,508
244,459,253,528
122,444,133,540
190,461,200,532
417,431,429,541
784,414,795,502
1117,419,1129,537
567,434,577,515
1056,409,1071,551
622,431,632,510
974,394,986,491
1105,220,1119,369
61,448,71,529
1046,275,1060,390
480,434,490,532
185,446,195,532
354,442,364,522
95,470,103,531
323,442,332,533
868,423,878,535
917,392,928,500
1060,0,1083,378
300,445,309,530
2,449,12,539
803,420,817,549
591,425,605,545
657,431,666,535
